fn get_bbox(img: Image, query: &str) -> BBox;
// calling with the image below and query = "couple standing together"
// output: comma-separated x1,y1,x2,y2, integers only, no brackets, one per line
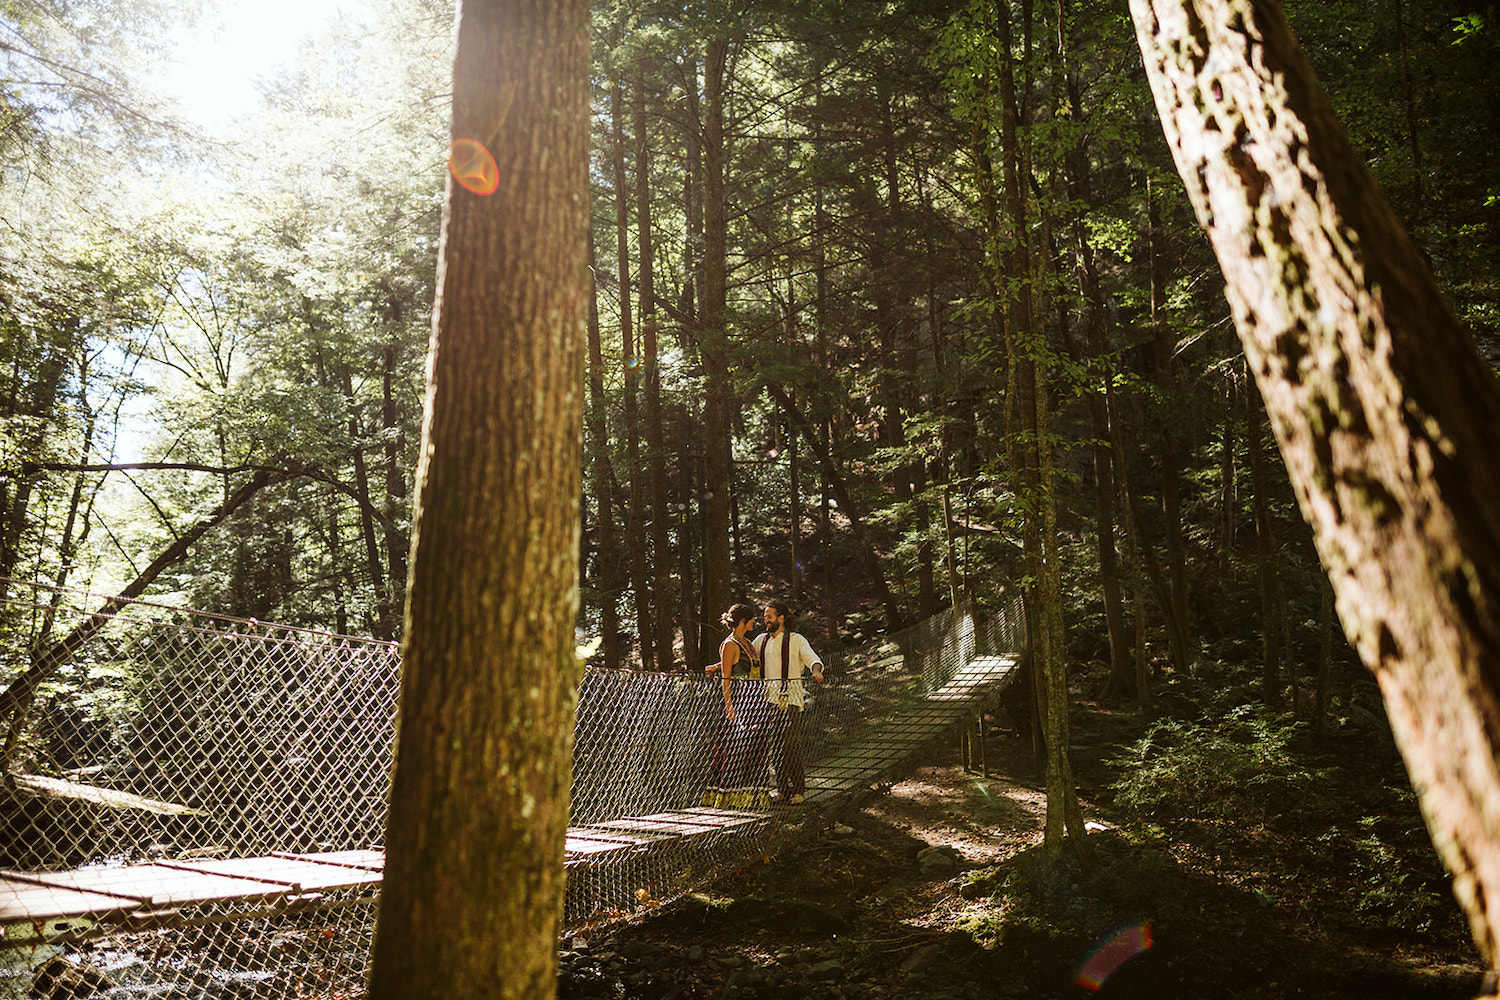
703,601,824,807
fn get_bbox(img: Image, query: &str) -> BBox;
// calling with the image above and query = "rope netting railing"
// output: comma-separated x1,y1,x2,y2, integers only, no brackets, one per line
0,577,1026,998
0,579,400,999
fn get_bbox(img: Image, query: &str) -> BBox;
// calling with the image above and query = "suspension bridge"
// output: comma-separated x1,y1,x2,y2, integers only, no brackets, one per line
0,580,1025,997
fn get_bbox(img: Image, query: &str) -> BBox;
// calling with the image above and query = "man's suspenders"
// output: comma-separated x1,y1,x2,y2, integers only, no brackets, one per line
757,632,793,691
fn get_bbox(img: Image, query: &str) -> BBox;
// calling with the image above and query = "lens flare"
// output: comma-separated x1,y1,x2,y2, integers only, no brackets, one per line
448,138,499,195
1074,922,1152,990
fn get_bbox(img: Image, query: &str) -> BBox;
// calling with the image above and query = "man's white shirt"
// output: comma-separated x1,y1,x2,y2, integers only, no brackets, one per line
756,631,821,709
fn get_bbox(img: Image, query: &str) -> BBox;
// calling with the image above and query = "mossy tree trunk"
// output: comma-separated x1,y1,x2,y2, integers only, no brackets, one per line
1131,0,1500,978
367,0,588,996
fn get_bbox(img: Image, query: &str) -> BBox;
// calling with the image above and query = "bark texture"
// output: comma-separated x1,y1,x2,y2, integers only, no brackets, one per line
1130,0,1500,972
367,0,588,996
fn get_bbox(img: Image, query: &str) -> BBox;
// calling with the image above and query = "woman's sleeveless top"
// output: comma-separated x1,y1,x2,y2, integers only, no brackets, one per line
719,634,762,677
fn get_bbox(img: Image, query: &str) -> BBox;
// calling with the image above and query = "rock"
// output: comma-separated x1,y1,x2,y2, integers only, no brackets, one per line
899,942,942,974
686,944,705,962
726,966,767,989
31,957,111,999
833,823,856,836
958,879,991,900
918,844,964,875
806,959,846,982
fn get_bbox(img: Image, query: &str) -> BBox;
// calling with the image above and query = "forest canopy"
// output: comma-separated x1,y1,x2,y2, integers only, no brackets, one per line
1,0,1495,675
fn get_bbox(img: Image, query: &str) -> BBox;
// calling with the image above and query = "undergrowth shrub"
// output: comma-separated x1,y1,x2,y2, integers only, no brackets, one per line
1108,708,1331,825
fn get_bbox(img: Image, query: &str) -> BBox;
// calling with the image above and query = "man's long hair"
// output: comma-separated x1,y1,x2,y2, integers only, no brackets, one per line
766,599,794,632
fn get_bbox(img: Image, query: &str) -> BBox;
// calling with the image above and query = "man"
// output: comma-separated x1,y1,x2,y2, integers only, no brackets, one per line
756,601,825,805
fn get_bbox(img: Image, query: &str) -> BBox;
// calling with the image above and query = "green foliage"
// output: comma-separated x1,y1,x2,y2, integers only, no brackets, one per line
1450,12,1487,43
1109,710,1332,825
1336,802,1446,933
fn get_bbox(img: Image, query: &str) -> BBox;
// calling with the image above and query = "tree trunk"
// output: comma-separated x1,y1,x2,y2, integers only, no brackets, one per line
873,66,917,623
45,407,96,614
676,414,699,670
612,74,655,671
338,362,393,640
699,26,733,644
1315,580,1333,739
994,0,1084,852
790,414,802,603
786,236,803,604
1057,18,1130,690
0,332,69,589
1391,0,1426,215
1244,377,1284,706
636,66,676,670
940,470,961,608
326,493,350,636
1088,399,1130,694
681,50,703,339
1050,48,1130,693
367,1,588,996
1108,383,1154,715
812,119,836,633
1147,177,1192,672
1132,0,1500,975
586,232,621,670
380,337,410,625
1218,372,1237,571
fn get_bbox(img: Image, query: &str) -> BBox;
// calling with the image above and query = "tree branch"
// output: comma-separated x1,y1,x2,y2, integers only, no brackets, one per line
0,468,295,752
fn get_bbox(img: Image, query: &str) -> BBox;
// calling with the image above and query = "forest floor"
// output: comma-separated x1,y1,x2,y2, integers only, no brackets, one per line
557,699,1488,1000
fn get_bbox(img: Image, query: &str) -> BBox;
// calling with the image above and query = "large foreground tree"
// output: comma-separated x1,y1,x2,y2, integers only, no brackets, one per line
367,0,590,997
1129,0,1500,982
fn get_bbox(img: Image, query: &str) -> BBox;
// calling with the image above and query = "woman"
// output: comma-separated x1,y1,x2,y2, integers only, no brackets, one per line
706,602,761,721
702,603,766,808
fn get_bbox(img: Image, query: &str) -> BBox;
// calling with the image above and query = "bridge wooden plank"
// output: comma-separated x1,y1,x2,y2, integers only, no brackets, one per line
633,810,762,831
586,822,692,843
3,866,287,908
570,826,674,845
566,838,638,858
274,850,384,872
602,817,722,836
163,857,381,892
0,879,136,924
